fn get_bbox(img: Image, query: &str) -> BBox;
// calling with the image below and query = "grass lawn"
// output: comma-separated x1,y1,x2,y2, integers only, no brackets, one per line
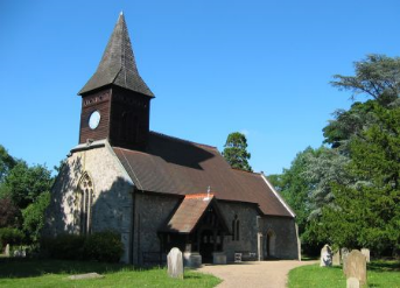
0,258,221,288
288,260,400,288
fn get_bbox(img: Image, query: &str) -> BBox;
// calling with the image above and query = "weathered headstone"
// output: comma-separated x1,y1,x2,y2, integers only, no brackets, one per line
332,250,341,266
361,248,370,263
4,244,10,257
342,247,350,272
167,247,184,279
320,244,332,267
344,250,367,287
347,277,360,288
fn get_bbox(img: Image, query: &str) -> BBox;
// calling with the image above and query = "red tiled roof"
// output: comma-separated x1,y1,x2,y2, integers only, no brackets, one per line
113,131,293,217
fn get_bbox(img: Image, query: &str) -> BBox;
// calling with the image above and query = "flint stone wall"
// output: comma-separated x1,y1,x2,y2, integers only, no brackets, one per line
43,142,134,263
218,201,259,262
260,216,299,260
133,192,180,265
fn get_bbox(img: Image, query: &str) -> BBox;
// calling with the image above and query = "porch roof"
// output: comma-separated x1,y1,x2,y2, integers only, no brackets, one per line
159,194,215,234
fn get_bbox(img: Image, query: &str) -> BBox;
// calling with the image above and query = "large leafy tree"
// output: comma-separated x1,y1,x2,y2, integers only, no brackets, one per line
1,161,53,209
331,54,400,106
222,132,252,172
0,197,21,228
269,147,315,235
22,191,51,243
323,106,400,254
0,145,16,184
0,145,54,245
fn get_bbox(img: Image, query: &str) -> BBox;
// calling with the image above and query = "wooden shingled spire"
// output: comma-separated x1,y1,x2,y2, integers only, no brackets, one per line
79,12,154,97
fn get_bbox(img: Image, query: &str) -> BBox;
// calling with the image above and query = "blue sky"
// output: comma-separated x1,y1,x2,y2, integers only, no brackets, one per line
1,0,400,175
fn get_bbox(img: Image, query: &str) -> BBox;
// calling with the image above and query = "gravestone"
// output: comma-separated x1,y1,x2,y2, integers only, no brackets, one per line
167,247,184,279
344,250,367,287
5,244,10,257
361,248,370,263
342,247,350,272
320,244,332,267
347,277,360,288
332,250,341,266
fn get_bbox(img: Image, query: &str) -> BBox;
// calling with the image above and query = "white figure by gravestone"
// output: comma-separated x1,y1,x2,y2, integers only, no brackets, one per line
320,244,333,267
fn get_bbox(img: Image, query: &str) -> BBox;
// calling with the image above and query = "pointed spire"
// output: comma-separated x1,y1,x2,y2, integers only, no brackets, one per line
79,13,154,97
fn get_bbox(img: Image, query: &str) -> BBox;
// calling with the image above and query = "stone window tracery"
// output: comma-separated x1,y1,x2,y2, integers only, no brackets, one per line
75,172,93,235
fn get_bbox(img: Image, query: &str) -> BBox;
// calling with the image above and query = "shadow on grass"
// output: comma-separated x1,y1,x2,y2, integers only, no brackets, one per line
367,260,400,272
0,258,140,279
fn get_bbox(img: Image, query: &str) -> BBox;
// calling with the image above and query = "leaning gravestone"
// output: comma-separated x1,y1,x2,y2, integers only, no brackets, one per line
361,248,370,263
344,250,367,287
167,247,184,279
320,244,332,267
332,250,341,266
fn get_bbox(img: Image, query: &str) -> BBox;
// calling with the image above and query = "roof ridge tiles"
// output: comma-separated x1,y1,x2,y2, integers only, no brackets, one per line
150,131,217,150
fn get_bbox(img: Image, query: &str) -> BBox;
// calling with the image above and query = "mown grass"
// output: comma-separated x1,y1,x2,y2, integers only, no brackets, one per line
0,258,221,288
288,260,400,288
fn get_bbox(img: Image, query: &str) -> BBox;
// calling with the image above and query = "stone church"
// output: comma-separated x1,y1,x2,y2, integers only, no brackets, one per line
44,13,300,265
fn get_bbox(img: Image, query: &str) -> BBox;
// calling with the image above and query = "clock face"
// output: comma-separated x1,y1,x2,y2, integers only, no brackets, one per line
88,111,101,130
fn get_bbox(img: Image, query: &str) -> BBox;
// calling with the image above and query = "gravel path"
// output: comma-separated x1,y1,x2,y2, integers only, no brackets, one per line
197,260,317,288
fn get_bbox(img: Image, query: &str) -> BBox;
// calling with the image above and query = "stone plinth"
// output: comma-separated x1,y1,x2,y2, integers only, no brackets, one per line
68,273,104,280
347,277,360,288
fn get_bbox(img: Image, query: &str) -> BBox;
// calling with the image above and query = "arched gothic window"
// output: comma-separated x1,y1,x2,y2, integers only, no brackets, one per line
76,172,93,235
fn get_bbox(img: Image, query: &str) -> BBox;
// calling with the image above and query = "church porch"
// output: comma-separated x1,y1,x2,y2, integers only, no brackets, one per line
158,194,230,266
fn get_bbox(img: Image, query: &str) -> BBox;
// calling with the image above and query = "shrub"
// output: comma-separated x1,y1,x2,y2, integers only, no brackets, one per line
42,234,85,260
42,231,123,263
83,231,124,263
0,227,24,247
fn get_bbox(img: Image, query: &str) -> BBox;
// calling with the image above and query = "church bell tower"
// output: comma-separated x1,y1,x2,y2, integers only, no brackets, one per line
78,13,154,151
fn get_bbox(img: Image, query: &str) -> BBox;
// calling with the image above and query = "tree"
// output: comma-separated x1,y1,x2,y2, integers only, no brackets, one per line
331,54,400,106
0,145,16,184
222,132,252,172
1,161,53,209
268,147,315,235
22,191,50,243
0,197,22,228
323,100,378,150
323,105,400,254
